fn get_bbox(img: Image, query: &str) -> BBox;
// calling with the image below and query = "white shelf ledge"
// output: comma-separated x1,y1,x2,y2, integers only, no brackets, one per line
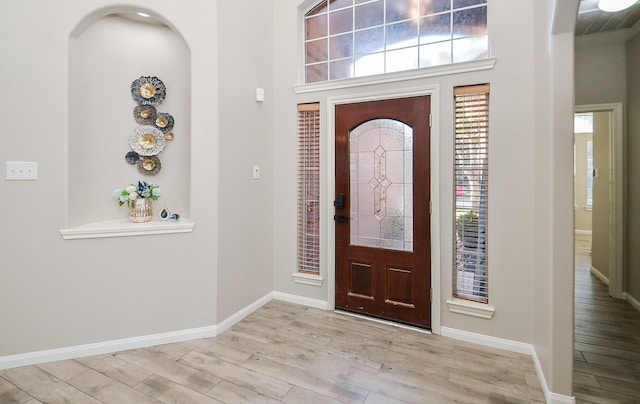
291,272,323,287
60,218,195,240
446,298,495,319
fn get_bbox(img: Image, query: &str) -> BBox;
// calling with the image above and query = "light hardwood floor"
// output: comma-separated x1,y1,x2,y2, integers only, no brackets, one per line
574,234,640,403
1,300,545,403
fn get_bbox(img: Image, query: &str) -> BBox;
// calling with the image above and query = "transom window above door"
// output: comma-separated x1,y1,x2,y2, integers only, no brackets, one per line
304,0,488,83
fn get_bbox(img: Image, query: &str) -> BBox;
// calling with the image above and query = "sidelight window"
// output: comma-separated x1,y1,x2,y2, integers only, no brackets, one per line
454,84,489,303
304,0,489,83
297,103,321,274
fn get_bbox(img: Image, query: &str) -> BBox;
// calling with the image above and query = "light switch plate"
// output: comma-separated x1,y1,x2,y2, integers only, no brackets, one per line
6,162,38,180
253,165,260,179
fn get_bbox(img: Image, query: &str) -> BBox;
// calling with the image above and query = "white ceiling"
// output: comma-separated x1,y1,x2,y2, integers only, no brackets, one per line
576,0,640,35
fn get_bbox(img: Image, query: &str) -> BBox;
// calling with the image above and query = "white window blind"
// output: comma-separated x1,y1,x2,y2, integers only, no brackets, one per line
297,103,321,274
454,84,489,303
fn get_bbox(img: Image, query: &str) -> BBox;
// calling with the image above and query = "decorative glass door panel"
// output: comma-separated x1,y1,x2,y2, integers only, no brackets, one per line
350,119,413,251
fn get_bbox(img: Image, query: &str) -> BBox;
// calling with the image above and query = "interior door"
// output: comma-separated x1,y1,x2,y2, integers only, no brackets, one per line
335,96,431,329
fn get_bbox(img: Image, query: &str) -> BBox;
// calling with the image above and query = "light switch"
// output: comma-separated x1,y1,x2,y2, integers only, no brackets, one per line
253,165,260,179
6,162,38,180
256,88,265,102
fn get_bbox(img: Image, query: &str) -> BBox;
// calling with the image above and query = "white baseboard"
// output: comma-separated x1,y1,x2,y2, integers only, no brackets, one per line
440,326,533,354
272,291,328,310
590,265,610,286
441,327,575,404
215,292,273,335
0,291,327,371
531,349,577,404
625,292,640,312
0,292,271,371
0,324,218,371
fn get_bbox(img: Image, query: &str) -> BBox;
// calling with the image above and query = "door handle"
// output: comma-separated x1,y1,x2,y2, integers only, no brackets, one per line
334,214,349,223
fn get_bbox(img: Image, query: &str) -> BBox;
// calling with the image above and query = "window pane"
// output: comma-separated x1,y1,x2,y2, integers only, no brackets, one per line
386,0,419,23
330,8,353,35
306,38,328,63
354,52,385,76
355,1,384,30
453,0,487,8
419,13,451,44
452,35,487,63
386,21,418,50
330,0,353,10
386,46,418,72
452,7,487,38
330,58,354,80
574,113,594,133
306,63,328,82
308,2,328,16
306,14,328,40
587,140,593,206
420,0,451,15
419,41,451,67
330,33,353,59
454,85,489,303
304,0,490,83
355,27,384,55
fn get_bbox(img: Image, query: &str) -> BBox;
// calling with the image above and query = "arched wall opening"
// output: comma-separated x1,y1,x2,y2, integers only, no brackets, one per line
67,9,191,228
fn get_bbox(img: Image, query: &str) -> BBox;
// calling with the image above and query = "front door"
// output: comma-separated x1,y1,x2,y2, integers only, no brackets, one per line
335,96,431,329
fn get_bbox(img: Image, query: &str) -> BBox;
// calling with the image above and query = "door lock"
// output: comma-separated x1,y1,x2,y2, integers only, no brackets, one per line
334,214,349,223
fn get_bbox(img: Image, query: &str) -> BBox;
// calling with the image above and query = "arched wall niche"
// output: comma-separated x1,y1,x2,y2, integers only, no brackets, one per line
65,6,192,234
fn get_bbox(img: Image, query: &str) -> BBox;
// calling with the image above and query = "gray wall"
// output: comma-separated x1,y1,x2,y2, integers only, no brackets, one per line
575,27,640,304
627,32,640,302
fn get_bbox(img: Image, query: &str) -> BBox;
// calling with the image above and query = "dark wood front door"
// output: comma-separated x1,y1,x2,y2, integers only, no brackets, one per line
335,96,431,329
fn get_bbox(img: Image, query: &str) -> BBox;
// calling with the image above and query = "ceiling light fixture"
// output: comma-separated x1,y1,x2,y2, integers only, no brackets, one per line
597,0,637,12
137,11,151,18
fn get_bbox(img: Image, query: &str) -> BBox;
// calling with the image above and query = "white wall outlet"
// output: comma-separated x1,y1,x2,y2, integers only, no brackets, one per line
6,162,38,180
253,165,260,179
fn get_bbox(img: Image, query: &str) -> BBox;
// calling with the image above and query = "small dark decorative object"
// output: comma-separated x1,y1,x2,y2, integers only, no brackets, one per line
154,112,174,133
133,105,157,125
131,76,166,105
137,155,161,175
125,151,140,165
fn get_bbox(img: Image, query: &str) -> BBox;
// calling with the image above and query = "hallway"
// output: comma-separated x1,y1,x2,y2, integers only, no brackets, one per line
573,235,640,402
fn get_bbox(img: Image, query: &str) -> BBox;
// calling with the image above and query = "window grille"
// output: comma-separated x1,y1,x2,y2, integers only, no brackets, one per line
304,0,489,83
297,103,321,274
454,84,489,303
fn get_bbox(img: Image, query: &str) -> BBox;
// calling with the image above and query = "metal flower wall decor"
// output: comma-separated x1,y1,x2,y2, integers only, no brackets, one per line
126,76,175,175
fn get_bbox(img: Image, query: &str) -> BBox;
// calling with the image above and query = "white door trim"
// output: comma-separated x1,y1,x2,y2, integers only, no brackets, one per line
325,85,441,334
575,103,624,299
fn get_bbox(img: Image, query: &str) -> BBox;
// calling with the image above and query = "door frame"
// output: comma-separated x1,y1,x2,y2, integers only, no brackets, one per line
326,85,442,335
575,103,624,299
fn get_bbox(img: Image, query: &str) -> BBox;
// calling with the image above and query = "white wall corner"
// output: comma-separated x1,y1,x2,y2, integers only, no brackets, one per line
445,298,495,319
291,272,323,287
441,326,576,404
531,348,577,404
272,291,328,310
215,292,274,335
